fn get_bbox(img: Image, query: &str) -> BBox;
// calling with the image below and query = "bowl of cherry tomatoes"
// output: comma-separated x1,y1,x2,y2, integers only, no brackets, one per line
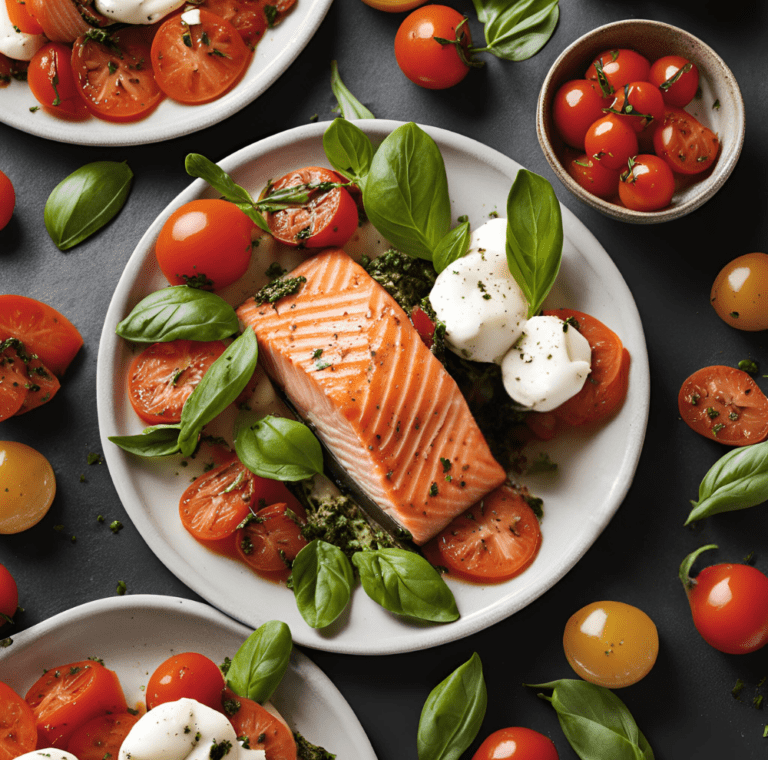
536,19,744,223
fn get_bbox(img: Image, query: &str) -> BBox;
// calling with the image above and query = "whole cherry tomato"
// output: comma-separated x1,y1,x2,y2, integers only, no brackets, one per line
0,170,14,231
472,727,559,760
607,81,665,134
394,5,473,90
146,652,225,710
710,252,768,331
680,545,768,654
618,154,675,212
649,55,699,108
584,114,638,171
585,48,650,96
565,154,620,199
552,79,610,149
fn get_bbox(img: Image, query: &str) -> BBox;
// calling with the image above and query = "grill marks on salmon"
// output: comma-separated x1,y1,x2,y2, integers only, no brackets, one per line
237,249,506,545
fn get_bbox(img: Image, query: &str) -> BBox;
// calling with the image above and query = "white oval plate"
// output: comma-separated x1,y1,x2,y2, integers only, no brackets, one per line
97,120,650,654
0,595,377,759
0,0,332,146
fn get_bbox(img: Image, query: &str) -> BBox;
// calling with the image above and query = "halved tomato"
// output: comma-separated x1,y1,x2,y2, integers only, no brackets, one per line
66,712,140,760
27,41,90,118
223,689,297,760
15,351,61,415
0,681,37,760
201,0,268,46
653,107,719,176
5,0,44,34
0,343,29,422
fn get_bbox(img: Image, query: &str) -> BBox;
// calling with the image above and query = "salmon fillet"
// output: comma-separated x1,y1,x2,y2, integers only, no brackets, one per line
237,249,506,545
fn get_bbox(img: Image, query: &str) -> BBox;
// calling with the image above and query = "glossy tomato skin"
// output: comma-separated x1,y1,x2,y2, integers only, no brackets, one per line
0,442,56,534
618,154,675,212
653,107,719,175
156,199,255,289
0,170,14,231
677,365,768,446
565,154,620,200
0,681,37,758
0,564,18,622
28,43,90,119
395,5,471,90
710,252,768,331
608,81,665,134
472,727,559,760
650,55,699,108
689,564,768,654
585,48,650,94
223,689,297,760
584,114,638,171
5,0,44,34
552,79,610,149
146,652,225,711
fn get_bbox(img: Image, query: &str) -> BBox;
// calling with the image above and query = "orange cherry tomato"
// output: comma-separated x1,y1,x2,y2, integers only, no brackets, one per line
0,442,56,534
146,652,225,711
710,252,768,331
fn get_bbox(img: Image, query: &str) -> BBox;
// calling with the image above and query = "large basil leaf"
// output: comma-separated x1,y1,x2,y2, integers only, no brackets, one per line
44,161,133,250
115,286,239,343
292,539,354,629
227,620,292,704
363,123,451,261
351,548,459,622
685,439,768,524
330,60,375,120
177,329,259,456
417,652,486,760
530,679,654,760
433,221,470,274
505,169,563,318
323,118,374,185
472,0,559,61
234,412,324,481
108,424,181,457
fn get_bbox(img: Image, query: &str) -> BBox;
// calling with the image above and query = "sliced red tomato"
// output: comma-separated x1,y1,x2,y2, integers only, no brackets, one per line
201,0,268,46
410,305,436,348
150,9,250,104
15,350,61,416
72,27,164,123
422,485,542,583
678,366,768,446
224,689,297,760
146,652,224,711
0,681,37,760
0,295,83,377
0,343,29,422
27,42,90,119
0,564,18,622
66,712,140,760
653,107,719,175
127,339,226,425
5,0,44,34
543,309,630,427
25,660,127,748
264,166,358,248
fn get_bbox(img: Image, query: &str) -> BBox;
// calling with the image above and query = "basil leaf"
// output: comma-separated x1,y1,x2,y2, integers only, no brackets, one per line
351,548,459,622
227,620,292,704
686,440,768,524
363,123,451,261
529,679,654,760
234,412,324,481
505,169,563,318
44,161,132,251
472,0,559,61
417,652,486,760
115,286,239,343
185,153,270,234
292,539,354,628
433,221,471,274
177,329,258,456
323,118,374,185
330,59,375,120
108,424,181,457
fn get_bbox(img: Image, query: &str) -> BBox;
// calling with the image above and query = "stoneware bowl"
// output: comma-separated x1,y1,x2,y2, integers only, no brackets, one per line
537,19,745,224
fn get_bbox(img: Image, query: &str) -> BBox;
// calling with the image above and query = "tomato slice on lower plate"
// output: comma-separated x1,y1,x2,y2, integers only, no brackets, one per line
224,689,297,760
0,681,37,760
201,0,268,46
66,712,140,760
421,485,542,583
678,365,768,446
151,9,251,104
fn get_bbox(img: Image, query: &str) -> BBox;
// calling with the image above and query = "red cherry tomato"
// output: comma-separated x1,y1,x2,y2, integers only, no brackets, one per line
552,79,611,150
394,4,472,90
584,114,639,171
585,48,650,95
677,365,768,446
681,546,768,654
618,154,675,212
608,81,665,134
0,564,18,624
223,689,297,760
28,42,89,118
650,55,699,108
0,170,14,231
565,154,620,200
66,712,140,760
201,0,268,46
653,107,719,175
156,199,255,289
5,0,44,34
146,652,225,711
0,682,37,759
472,727,559,760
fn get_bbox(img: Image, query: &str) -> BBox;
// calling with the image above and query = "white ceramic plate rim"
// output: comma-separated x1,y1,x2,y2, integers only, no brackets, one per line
97,119,650,654
0,595,377,759
0,0,333,146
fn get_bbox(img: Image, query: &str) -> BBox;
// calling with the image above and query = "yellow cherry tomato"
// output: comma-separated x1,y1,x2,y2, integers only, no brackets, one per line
0,441,56,533
710,252,768,331
563,601,659,688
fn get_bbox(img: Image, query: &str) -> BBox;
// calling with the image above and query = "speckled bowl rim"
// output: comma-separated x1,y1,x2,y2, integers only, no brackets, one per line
537,19,745,224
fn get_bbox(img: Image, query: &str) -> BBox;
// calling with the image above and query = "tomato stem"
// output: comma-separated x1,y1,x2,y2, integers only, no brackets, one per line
433,17,484,70
679,544,718,592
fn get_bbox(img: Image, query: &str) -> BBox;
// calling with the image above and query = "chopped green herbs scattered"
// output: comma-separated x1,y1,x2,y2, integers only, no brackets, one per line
254,276,307,305
739,359,759,375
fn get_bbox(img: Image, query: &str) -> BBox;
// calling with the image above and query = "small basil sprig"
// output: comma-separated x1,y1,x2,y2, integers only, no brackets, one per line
330,60,375,120
528,679,654,760
471,0,559,61
108,424,181,457
351,548,459,622
45,161,133,250
362,123,451,261
177,328,259,456
234,412,324,481
433,220,470,274
685,439,768,524
115,286,239,343
505,168,563,318
417,653,487,760
323,118,374,186
292,539,355,629
227,620,292,704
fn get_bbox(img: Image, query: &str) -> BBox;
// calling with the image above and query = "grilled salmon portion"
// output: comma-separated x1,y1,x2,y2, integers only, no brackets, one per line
237,249,506,545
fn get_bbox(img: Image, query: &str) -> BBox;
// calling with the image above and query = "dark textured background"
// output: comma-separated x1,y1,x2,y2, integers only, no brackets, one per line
2,0,768,756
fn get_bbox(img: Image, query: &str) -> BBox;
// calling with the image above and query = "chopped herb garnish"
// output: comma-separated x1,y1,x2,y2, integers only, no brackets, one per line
87,452,104,465
116,580,127,596
733,679,745,699
739,359,759,375
429,482,438,497
110,520,124,534
254,275,307,305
